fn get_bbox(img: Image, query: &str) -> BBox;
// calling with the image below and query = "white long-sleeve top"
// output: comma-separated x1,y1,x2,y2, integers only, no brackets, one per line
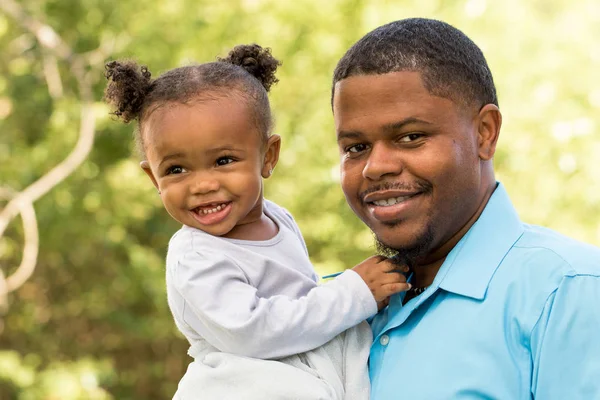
165,200,377,360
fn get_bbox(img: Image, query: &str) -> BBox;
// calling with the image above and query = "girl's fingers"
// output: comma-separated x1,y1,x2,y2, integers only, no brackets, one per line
379,271,407,284
379,282,412,298
381,260,410,273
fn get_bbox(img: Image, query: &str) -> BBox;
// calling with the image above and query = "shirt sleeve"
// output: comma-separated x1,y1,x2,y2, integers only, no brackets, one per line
174,248,377,359
530,274,600,399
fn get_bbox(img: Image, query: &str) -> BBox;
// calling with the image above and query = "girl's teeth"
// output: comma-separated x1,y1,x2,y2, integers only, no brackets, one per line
200,203,226,214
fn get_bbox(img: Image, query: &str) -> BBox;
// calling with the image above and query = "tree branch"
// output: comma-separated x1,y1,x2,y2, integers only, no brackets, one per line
0,0,98,301
0,187,39,310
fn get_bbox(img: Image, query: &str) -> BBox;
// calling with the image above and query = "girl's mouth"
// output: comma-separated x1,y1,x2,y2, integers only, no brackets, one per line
190,202,232,225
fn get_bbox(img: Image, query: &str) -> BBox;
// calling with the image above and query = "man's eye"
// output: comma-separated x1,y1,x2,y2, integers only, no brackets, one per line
216,157,235,166
346,144,368,154
166,166,184,175
399,133,424,142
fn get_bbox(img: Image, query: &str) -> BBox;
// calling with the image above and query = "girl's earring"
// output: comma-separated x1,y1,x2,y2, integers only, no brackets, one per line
269,168,273,176
157,190,161,194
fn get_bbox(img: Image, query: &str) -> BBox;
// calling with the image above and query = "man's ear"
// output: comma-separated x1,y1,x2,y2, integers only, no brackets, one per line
140,160,160,190
261,134,281,178
477,104,502,161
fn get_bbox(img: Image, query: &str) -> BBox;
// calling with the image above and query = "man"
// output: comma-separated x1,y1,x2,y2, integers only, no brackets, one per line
332,18,600,399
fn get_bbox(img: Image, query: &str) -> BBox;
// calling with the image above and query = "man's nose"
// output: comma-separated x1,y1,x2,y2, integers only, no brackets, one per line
190,172,220,194
362,142,403,181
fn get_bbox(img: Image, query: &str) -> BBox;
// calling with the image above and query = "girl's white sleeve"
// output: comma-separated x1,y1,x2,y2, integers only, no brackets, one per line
173,248,376,360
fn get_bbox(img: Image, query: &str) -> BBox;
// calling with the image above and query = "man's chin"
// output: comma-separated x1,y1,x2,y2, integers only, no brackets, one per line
374,225,435,269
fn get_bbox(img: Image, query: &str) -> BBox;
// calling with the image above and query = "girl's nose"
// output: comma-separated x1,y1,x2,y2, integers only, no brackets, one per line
190,173,220,195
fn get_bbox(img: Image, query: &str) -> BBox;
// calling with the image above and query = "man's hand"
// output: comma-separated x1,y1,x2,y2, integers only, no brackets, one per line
352,255,411,310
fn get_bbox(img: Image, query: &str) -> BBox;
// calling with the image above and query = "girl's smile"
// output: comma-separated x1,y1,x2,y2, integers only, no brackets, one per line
190,202,233,225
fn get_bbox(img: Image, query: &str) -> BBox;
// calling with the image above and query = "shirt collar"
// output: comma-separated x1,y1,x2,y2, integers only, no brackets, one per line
435,182,524,300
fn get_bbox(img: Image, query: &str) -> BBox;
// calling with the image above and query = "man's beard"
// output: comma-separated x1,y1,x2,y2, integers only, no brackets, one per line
374,224,435,270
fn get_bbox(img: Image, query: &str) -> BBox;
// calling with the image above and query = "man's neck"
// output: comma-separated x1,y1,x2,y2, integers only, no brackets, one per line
411,181,497,289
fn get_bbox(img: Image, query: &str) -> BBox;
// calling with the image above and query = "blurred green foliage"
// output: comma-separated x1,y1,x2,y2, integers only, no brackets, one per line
0,0,599,398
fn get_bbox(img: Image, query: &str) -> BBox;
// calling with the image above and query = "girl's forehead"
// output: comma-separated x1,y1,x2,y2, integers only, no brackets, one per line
143,99,262,155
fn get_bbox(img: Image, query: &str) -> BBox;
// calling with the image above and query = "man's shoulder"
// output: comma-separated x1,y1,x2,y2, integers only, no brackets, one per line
485,224,600,336
512,224,600,276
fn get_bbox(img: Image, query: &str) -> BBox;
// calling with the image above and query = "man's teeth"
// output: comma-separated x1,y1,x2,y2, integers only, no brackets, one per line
199,204,226,214
372,196,411,206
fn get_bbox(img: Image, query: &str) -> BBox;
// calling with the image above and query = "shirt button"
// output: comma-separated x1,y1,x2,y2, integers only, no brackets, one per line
380,335,390,346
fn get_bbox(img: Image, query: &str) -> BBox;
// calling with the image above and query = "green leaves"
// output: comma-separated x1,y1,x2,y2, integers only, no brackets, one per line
1,0,599,398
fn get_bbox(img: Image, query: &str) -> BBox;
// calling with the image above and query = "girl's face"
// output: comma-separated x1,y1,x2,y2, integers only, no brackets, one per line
141,97,280,237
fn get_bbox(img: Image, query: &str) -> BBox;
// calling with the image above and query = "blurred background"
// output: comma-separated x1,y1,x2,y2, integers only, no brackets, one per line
0,0,599,398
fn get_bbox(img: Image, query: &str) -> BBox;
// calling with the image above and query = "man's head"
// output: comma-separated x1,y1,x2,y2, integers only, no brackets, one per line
332,18,502,266
332,18,498,109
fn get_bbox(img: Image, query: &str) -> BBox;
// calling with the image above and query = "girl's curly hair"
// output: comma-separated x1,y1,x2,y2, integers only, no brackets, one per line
104,44,281,153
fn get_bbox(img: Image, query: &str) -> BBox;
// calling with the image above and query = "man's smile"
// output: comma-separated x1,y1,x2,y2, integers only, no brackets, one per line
363,189,422,204
365,192,424,222
370,196,414,207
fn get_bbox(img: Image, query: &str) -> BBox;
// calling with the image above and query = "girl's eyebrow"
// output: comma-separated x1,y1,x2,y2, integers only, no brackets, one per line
206,146,245,155
159,152,185,168
158,146,246,168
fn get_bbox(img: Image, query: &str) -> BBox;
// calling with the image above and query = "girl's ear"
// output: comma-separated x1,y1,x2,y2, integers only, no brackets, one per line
140,160,160,190
262,134,281,179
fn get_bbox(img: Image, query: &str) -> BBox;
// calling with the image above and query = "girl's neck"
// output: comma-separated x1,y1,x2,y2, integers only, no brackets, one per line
223,212,279,241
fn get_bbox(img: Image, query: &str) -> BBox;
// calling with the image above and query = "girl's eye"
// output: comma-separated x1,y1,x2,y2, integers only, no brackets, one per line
399,133,424,143
346,144,368,154
166,166,185,175
216,157,235,166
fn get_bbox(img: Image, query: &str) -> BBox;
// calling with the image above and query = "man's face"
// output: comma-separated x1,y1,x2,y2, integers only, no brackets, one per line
333,71,485,261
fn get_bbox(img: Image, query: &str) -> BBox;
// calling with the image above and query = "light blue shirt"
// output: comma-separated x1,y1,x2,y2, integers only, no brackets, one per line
369,183,600,399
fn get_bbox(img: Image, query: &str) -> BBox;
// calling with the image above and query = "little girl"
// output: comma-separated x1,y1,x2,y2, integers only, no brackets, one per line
104,44,409,400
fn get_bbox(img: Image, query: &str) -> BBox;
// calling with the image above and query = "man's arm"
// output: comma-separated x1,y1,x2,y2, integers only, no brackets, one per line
530,274,600,399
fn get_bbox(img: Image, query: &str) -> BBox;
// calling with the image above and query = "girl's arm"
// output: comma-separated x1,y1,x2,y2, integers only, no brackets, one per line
173,248,378,360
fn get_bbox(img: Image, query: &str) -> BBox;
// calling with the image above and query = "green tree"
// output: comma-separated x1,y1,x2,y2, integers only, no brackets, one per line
1,0,598,398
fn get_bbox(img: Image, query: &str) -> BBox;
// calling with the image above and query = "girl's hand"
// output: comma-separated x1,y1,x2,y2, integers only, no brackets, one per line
352,255,411,310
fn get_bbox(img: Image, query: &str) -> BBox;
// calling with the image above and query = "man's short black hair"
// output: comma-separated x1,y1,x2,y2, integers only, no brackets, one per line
332,18,498,109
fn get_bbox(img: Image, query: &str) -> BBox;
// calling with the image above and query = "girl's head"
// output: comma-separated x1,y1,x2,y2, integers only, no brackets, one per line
104,44,282,237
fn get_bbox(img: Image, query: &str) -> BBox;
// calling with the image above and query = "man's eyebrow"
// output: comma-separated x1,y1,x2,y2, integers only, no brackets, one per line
383,117,433,131
337,117,433,141
337,130,362,141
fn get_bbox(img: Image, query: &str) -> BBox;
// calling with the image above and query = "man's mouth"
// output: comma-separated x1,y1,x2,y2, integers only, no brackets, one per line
363,192,424,222
370,195,415,207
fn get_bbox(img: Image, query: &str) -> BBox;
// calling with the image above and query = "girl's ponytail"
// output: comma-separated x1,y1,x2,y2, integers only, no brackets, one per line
104,60,152,123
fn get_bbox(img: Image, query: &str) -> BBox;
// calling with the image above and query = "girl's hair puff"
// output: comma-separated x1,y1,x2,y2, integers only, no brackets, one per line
104,60,152,123
219,44,280,92
104,44,281,155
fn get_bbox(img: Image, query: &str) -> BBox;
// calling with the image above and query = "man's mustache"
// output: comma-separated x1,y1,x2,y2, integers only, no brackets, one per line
359,180,433,203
